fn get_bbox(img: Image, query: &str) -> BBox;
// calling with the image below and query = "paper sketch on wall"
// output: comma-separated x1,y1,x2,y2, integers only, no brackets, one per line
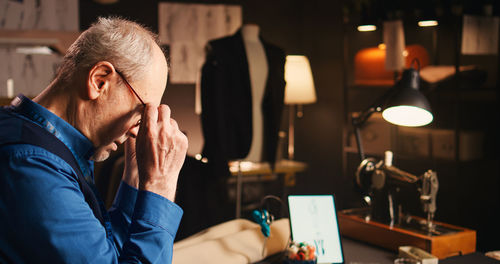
0,0,79,31
158,3,242,83
462,15,499,55
0,47,62,97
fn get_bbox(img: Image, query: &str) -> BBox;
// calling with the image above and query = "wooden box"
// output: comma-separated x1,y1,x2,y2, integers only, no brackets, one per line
338,210,476,259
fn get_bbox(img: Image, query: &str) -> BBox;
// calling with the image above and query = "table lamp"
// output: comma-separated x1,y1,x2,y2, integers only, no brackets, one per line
284,55,317,160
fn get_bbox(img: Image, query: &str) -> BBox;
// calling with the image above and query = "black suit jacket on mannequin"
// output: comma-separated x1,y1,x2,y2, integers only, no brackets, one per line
201,29,286,177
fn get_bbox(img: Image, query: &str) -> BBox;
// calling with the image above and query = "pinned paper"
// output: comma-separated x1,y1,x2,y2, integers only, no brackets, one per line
158,3,242,84
383,20,406,71
0,47,62,97
0,0,79,31
462,15,499,55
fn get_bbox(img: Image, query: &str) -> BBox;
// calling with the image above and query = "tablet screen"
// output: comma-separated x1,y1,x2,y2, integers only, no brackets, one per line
288,195,344,264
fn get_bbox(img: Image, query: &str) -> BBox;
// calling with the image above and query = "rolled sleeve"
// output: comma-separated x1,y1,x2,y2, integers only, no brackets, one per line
112,181,139,217
120,191,183,263
109,182,183,262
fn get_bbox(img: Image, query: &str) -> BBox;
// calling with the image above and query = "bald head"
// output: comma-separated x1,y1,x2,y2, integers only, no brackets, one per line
33,17,170,162
58,17,162,84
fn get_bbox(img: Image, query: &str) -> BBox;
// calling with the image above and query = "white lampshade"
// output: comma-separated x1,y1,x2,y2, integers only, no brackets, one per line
382,105,433,127
284,55,317,105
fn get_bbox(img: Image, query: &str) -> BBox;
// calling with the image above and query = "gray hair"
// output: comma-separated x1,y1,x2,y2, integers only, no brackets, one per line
58,17,160,83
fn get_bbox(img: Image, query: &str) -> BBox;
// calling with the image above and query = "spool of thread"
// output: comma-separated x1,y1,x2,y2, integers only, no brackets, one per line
385,150,393,167
7,79,14,98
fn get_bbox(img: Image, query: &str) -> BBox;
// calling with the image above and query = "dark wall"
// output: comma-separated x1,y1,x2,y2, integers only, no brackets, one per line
81,0,348,201
82,0,499,251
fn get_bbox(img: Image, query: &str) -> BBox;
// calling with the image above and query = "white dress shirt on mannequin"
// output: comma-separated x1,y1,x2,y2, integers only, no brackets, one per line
241,24,268,162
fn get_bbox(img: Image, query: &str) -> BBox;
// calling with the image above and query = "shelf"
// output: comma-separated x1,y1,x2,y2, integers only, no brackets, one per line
0,29,80,54
228,159,307,177
343,147,386,158
435,89,498,102
228,159,307,219
227,174,278,184
348,84,391,90
0,97,12,106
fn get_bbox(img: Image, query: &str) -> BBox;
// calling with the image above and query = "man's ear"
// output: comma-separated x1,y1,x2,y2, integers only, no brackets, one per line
87,61,116,100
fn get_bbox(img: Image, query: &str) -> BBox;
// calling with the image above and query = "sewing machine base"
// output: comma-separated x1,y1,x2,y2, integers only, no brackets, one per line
338,208,476,259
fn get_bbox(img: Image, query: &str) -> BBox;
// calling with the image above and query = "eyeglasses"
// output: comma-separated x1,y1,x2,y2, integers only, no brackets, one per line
116,70,146,106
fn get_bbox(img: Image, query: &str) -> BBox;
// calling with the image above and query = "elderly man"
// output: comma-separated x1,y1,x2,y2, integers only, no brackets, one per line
0,17,188,263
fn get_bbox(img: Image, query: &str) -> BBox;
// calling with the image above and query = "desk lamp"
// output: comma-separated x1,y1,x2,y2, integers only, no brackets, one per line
284,55,316,160
352,66,433,162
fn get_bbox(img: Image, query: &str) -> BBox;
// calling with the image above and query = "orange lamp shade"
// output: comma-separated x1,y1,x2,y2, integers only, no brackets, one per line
403,44,429,69
354,44,429,86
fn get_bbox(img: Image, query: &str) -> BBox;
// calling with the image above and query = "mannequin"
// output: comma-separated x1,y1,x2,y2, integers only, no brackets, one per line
192,23,285,231
200,23,285,175
241,24,268,162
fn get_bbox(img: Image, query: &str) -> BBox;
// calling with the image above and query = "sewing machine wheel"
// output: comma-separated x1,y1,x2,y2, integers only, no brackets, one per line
356,158,386,192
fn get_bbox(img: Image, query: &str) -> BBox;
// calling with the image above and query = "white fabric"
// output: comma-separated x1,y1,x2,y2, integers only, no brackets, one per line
173,218,290,264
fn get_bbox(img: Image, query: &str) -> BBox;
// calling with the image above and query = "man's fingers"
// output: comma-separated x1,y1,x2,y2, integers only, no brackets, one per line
142,104,158,129
169,118,179,131
125,136,136,150
135,103,188,201
157,105,171,124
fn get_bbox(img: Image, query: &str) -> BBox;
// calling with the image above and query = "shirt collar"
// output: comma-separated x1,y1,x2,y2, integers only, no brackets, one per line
9,94,95,181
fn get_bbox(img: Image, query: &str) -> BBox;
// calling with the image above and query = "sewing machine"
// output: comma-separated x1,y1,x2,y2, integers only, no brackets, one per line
338,151,476,259
354,151,439,231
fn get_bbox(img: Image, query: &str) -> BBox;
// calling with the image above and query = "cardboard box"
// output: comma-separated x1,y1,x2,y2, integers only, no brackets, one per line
459,131,484,161
349,113,392,156
396,127,431,158
430,129,484,161
431,129,455,160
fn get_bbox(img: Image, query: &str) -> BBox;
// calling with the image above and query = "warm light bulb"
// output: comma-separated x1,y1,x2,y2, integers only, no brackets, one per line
382,105,433,127
418,20,438,27
358,25,377,32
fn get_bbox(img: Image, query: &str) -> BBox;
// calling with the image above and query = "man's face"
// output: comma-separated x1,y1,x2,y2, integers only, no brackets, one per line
91,44,168,162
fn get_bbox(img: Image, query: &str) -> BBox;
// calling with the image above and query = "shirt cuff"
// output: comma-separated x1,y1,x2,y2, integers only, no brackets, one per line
133,191,183,237
111,181,139,217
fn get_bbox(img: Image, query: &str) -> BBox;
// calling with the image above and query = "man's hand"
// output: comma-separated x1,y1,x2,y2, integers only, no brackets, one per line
135,104,188,201
122,137,139,189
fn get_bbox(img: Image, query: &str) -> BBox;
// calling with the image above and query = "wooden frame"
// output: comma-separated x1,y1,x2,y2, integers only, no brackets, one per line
338,210,476,259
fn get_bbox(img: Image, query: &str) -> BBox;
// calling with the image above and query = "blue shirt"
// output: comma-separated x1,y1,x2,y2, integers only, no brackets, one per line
0,95,183,263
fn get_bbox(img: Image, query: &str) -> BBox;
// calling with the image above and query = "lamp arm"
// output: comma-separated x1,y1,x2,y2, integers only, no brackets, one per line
353,124,365,161
352,106,380,161
351,84,399,161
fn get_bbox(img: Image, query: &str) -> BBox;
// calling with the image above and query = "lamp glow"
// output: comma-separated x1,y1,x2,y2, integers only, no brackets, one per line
284,55,316,105
16,46,53,55
352,67,433,164
358,25,377,32
284,55,317,160
418,20,438,27
382,105,433,127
